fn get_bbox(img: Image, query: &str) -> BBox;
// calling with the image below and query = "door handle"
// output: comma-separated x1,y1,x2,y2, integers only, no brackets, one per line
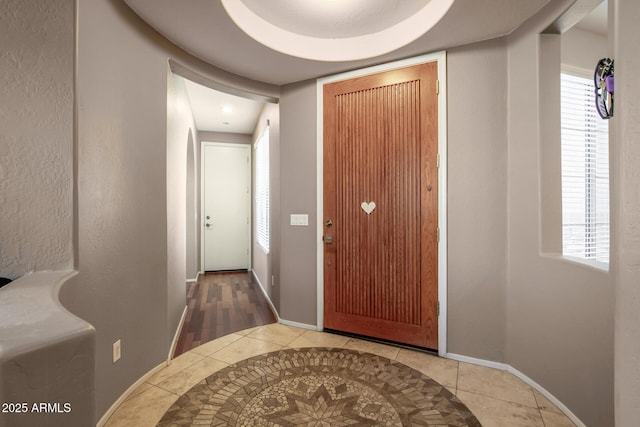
206,223,211,228
323,235,333,244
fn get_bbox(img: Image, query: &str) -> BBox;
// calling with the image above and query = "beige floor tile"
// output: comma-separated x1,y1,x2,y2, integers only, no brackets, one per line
234,325,263,336
288,330,350,348
540,409,576,427
146,352,203,386
209,336,282,364
128,381,154,399
190,333,244,356
246,323,305,346
343,338,401,360
104,385,178,427
458,362,537,408
396,349,458,388
155,357,228,395
457,390,545,427
533,389,564,415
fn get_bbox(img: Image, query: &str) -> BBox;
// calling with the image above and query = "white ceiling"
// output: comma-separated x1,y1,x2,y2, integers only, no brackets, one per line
162,1,606,135
239,0,431,39
183,77,265,134
222,0,455,61
124,0,550,85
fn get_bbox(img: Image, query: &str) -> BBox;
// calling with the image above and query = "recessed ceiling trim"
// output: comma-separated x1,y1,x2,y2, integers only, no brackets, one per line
169,59,279,104
221,0,456,62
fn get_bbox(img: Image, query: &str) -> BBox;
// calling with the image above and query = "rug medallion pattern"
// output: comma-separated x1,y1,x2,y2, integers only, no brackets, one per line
157,347,481,426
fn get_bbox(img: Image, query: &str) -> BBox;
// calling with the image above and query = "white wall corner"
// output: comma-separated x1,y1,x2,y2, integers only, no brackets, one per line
252,269,280,321
168,305,188,363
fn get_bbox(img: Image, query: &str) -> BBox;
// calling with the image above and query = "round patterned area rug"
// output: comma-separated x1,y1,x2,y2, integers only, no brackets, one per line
157,347,481,426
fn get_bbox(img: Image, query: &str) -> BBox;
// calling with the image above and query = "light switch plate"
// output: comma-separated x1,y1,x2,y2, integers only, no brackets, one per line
113,339,121,363
290,214,309,226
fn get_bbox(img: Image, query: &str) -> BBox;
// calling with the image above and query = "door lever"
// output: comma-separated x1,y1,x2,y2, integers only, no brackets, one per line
325,219,333,227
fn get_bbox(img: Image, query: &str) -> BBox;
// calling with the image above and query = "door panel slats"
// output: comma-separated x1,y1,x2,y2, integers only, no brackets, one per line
324,62,439,349
334,81,422,325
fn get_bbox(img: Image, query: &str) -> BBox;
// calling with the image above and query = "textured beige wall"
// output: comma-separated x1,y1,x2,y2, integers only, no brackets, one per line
562,26,608,72
167,72,198,338
278,81,318,325
0,0,74,279
59,1,279,421
505,3,613,424
63,0,171,419
612,0,640,424
446,38,508,362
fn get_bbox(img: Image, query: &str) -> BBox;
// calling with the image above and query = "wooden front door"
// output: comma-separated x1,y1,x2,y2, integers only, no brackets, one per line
323,62,439,349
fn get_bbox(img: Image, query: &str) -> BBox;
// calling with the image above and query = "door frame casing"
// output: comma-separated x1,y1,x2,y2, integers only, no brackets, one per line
200,141,252,272
315,51,448,356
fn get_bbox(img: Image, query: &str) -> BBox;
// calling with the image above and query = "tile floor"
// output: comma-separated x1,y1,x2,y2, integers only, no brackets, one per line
104,324,576,427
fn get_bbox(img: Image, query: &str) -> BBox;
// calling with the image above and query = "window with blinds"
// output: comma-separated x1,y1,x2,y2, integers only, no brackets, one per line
560,72,609,263
255,125,270,253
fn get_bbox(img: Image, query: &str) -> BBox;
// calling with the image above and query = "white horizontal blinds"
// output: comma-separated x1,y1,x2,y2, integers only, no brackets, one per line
561,72,609,263
255,126,270,252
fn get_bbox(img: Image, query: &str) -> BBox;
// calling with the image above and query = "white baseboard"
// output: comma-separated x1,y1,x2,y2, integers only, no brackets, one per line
278,318,319,331
186,271,203,283
506,365,586,427
96,361,167,427
251,270,280,321
168,305,188,363
446,352,509,371
446,353,586,427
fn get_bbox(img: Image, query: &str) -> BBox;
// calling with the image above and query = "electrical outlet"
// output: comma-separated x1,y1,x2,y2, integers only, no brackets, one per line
113,339,121,363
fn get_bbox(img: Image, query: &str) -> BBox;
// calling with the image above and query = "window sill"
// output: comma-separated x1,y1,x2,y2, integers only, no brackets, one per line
558,255,609,273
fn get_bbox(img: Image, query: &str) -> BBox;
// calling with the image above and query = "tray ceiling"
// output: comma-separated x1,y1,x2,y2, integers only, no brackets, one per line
125,0,550,85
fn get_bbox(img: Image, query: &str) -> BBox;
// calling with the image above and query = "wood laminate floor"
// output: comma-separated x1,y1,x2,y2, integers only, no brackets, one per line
173,271,277,357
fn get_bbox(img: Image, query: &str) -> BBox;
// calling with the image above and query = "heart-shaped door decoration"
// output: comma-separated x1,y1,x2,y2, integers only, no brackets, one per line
361,201,376,215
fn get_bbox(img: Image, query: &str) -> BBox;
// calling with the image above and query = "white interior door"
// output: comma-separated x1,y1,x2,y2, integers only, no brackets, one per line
203,143,251,271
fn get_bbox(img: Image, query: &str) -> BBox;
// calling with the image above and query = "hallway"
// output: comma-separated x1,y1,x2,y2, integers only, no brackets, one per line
173,272,277,357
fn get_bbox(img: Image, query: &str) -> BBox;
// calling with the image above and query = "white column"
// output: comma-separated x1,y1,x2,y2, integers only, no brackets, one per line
613,1,640,425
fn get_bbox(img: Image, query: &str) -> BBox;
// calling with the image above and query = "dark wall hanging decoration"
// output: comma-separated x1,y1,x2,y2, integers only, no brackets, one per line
595,57,614,119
